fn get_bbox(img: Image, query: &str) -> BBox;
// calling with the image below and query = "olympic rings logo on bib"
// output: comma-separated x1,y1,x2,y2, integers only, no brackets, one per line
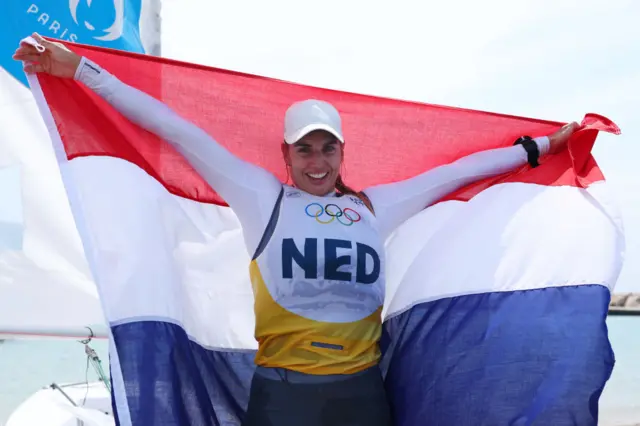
305,203,362,226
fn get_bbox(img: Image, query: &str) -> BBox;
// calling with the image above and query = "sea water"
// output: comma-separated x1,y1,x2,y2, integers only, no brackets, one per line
599,316,640,426
0,316,638,425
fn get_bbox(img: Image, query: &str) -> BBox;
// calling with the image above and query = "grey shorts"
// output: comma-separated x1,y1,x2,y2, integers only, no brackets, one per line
241,365,393,426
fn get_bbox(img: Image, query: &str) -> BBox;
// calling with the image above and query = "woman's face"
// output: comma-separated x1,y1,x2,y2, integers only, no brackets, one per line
282,130,343,196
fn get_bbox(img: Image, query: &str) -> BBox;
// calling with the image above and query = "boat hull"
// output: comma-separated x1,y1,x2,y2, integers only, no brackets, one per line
6,381,113,426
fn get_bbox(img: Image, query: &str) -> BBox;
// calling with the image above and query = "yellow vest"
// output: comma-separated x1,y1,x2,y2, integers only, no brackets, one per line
249,186,385,375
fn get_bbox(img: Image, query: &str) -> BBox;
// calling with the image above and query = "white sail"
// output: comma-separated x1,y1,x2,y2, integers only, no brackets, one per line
0,0,161,340
0,66,106,340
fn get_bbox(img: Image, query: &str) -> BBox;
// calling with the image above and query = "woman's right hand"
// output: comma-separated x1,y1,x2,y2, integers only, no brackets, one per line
12,33,81,79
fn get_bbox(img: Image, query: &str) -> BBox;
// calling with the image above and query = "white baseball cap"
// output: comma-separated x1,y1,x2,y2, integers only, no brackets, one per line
283,99,345,144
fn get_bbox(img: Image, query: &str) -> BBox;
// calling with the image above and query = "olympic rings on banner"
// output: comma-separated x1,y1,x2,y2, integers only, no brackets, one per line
305,203,362,226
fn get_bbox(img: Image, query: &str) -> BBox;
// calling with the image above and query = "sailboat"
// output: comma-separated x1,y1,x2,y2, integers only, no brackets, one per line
0,1,161,424
0,61,115,424
5,343,114,426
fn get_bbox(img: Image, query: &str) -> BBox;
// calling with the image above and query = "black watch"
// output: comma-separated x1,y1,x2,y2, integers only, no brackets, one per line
513,135,540,168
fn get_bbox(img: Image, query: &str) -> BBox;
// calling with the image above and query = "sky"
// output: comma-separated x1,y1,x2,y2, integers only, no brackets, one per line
159,0,639,291
0,0,638,291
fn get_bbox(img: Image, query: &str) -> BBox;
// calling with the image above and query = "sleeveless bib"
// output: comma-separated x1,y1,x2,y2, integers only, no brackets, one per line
249,185,385,375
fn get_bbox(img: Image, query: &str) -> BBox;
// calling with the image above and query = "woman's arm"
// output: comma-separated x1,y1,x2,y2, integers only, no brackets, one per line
73,57,282,255
363,138,549,239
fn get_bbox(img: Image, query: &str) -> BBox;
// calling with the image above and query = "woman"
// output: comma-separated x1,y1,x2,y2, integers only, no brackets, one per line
14,33,578,426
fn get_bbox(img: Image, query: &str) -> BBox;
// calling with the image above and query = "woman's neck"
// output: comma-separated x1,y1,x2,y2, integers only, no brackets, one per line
288,183,337,197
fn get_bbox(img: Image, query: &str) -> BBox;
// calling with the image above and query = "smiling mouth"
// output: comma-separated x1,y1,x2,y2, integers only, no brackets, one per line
306,172,328,180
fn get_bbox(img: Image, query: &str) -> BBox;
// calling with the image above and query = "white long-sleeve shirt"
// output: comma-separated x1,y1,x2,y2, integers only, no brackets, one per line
74,57,549,255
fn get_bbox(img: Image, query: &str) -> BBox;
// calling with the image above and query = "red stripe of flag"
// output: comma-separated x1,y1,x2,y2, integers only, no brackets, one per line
35,40,620,206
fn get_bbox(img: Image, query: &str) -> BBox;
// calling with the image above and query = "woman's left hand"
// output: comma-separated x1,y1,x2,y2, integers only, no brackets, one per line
548,121,580,154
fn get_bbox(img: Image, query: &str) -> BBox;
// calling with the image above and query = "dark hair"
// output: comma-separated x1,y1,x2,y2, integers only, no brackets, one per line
335,175,375,214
